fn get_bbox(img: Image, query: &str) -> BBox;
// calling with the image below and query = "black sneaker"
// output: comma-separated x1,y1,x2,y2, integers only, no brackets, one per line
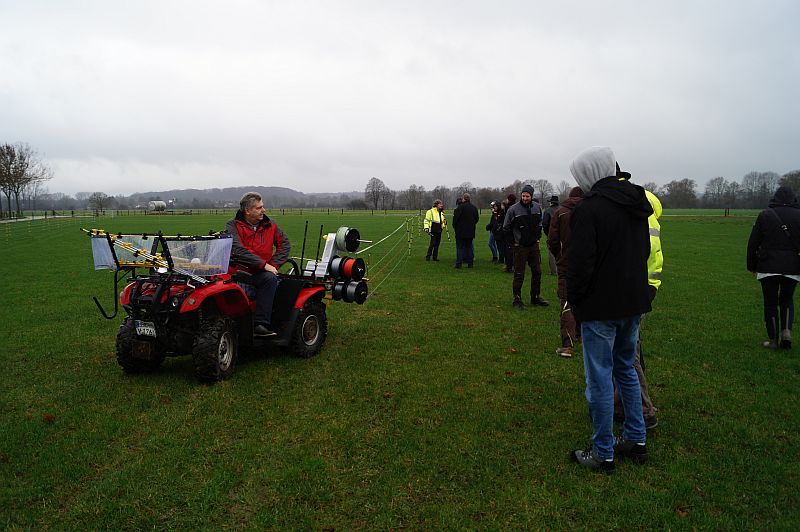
531,296,550,307
254,324,277,337
570,447,615,474
614,437,648,464
512,299,525,310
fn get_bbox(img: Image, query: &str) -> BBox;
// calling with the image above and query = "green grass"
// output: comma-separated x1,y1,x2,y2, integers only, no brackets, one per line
1,211,798,529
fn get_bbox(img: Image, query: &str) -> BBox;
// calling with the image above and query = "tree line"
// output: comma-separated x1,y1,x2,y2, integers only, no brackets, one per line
0,143,52,218
364,170,800,211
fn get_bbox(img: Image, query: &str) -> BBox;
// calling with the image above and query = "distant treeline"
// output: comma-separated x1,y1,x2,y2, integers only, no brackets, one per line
8,169,800,215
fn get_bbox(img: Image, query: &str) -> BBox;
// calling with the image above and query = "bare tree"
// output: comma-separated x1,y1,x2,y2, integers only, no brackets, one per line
364,177,386,210
88,192,111,211
781,169,800,192
379,187,394,210
556,180,572,201
660,179,697,208
641,182,660,194
531,179,554,201
0,143,53,217
400,184,426,210
703,177,727,208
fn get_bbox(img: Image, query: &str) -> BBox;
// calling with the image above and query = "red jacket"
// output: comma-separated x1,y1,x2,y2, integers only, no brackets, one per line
226,210,291,274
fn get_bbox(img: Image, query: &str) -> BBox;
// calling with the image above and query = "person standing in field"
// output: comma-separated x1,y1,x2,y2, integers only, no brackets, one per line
452,193,479,268
541,195,560,276
423,199,447,262
503,184,549,309
612,179,663,430
547,186,584,357
486,201,500,263
747,185,800,349
501,196,515,273
566,146,652,473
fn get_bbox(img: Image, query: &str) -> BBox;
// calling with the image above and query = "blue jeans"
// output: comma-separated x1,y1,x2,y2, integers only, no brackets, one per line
455,237,474,266
238,271,278,325
581,316,646,459
488,232,497,259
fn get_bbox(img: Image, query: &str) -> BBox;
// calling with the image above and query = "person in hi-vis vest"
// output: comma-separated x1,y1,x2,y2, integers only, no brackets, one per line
424,199,446,261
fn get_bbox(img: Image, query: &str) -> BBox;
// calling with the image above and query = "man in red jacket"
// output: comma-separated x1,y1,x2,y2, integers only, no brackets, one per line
226,192,291,336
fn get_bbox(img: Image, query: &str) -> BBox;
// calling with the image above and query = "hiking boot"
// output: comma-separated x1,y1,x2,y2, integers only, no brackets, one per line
645,415,658,430
254,324,277,337
512,299,525,310
432,258,440,262
781,329,792,349
613,437,648,464
556,347,573,358
763,339,778,350
570,447,615,474
531,296,550,307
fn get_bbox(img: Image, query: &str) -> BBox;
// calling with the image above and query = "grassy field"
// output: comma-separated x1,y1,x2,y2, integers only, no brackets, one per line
1,210,797,529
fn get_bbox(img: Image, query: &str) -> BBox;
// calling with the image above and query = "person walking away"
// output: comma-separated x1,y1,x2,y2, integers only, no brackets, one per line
503,184,549,309
452,193,479,268
227,192,291,337
566,146,652,473
541,195,560,276
747,185,800,349
486,201,500,263
424,199,447,262
547,186,584,357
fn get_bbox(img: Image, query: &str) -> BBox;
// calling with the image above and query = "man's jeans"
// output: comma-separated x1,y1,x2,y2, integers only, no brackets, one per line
238,271,278,325
582,316,646,459
455,237,474,266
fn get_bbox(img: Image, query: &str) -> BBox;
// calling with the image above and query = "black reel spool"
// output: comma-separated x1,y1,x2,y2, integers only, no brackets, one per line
329,256,366,281
332,280,368,304
335,227,361,253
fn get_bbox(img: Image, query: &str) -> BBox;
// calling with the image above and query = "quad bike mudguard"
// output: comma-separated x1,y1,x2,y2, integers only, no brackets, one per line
178,279,251,317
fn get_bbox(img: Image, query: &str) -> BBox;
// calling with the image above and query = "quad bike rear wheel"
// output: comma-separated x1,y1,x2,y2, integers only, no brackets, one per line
291,299,327,358
192,313,238,382
116,317,166,373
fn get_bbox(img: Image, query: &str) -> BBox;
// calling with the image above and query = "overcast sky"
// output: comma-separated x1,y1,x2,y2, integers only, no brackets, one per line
1,0,798,196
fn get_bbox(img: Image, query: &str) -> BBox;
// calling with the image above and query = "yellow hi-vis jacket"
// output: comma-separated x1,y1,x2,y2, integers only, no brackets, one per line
423,207,446,233
645,190,663,291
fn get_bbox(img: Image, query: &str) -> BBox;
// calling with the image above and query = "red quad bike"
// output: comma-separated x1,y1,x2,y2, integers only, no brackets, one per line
85,225,367,383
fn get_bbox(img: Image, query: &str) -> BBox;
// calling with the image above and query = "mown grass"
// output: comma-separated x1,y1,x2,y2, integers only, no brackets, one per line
1,211,798,529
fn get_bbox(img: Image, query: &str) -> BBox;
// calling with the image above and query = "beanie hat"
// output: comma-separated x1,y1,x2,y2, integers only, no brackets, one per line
548,195,559,205
521,184,534,196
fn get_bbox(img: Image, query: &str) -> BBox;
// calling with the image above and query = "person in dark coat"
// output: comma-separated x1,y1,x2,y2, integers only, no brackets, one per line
452,193,479,268
501,195,516,272
747,185,800,349
503,184,549,308
547,187,584,357
541,195,560,275
566,146,652,473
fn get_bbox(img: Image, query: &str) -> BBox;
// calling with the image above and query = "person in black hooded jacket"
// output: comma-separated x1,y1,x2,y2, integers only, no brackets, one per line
566,146,653,473
747,185,800,349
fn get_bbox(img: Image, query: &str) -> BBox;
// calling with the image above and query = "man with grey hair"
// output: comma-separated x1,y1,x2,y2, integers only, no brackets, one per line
226,192,291,336
566,147,652,473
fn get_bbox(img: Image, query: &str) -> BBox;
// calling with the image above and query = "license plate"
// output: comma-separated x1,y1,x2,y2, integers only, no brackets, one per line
134,320,157,337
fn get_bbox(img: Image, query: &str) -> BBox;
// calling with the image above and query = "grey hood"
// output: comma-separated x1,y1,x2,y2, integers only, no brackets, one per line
570,146,617,193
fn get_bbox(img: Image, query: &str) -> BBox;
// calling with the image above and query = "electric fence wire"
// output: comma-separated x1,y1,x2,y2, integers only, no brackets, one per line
366,238,409,281
355,219,409,255
367,242,411,299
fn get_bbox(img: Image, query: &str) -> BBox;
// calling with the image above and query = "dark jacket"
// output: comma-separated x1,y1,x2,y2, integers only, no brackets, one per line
566,176,652,321
502,200,542,247
747,186,800,274
226,210,291,274
547,194,583,272
541,205,558,236
453,201,479,239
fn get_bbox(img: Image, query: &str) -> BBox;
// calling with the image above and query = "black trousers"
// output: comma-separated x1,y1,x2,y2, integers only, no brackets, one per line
426,231,442,259
759,275,797,339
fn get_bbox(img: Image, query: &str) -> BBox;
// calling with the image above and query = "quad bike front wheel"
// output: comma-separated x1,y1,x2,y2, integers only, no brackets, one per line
291,299,328,358
192,314,238,382
116,317,166,373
